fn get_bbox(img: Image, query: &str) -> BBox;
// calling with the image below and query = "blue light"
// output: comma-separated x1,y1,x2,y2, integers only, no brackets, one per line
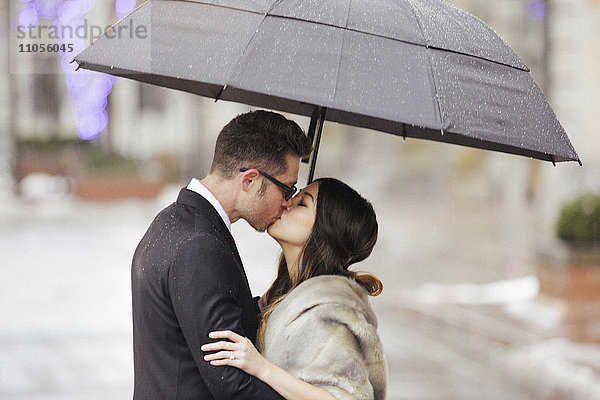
57,1,81,23
527,0,547,22
37,0,62,19
116,0,137,16
78,110,108,141
18,5,39,28
16,0,118,141
64,69,91,91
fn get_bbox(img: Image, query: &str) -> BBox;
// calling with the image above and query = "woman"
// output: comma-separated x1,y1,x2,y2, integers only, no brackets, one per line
201,178,387,400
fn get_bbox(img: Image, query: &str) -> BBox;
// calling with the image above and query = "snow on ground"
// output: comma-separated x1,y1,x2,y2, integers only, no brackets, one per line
505,338,600,400
2,181,600,399
1,195,150,399
407,276,540,305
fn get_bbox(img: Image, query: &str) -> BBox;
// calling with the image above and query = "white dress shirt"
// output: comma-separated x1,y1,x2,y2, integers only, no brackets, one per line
187,178,232,232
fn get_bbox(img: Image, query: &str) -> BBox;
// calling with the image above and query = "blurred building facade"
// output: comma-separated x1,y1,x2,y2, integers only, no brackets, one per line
1,1,16,196
2,0,599,223
5,1,246,184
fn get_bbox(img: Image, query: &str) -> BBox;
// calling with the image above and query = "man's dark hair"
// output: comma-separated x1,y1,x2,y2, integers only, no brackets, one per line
210,110,313,178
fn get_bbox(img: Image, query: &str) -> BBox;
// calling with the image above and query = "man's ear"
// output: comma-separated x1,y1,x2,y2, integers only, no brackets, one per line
240,169,260,192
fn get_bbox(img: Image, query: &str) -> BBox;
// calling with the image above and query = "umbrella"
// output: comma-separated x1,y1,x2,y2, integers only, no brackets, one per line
74,0,580,183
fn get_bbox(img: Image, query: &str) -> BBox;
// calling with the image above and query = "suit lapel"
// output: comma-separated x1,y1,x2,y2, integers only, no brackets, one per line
176,188,250,290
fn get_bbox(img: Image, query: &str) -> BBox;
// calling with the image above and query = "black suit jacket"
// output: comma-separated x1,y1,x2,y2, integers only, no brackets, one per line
131,188,284,399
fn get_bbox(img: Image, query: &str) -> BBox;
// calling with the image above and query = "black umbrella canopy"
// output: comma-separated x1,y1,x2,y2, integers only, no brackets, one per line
75,0,580,166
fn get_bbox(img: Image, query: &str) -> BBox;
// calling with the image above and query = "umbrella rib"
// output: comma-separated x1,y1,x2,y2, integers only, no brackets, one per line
171,0,424,46
425,46,529,72
214,8,272,100
332,0,354,103
404,0,446,134
266,0,288,14
168,0,528,71
158,1,274,100
167,0,268,15
262,15,529,72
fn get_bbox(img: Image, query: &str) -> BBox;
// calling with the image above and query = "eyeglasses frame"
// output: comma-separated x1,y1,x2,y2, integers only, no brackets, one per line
239,168,297,201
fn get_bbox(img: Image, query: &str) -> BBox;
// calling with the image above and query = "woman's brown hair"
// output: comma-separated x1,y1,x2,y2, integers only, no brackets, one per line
258,178,382,348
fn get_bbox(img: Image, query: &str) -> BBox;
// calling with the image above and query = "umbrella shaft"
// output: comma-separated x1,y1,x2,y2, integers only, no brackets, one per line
307,107,326,184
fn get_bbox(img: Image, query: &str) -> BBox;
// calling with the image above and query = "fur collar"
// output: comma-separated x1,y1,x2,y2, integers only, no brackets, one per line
270,275,378,328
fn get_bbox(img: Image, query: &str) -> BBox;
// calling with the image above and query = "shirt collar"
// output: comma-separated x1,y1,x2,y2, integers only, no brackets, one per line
187,178,232,232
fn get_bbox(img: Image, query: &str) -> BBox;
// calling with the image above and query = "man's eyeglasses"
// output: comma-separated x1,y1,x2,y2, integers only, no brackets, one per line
240,168,297,201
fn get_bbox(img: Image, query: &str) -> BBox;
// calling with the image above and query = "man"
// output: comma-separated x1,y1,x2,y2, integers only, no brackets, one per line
131,110,313,399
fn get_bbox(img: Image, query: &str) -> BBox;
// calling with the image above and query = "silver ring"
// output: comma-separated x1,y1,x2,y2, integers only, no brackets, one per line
229,351,235,360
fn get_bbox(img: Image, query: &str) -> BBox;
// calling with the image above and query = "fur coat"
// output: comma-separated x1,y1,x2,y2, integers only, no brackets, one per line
262,275,388,400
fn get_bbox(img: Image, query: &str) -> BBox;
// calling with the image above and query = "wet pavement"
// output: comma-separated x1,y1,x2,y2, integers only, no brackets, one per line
2,189,600,399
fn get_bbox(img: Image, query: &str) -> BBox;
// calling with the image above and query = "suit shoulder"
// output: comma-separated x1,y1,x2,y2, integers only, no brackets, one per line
172,231,230,260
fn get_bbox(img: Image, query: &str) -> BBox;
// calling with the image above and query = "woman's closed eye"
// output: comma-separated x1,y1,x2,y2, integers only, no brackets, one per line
294,191,314,208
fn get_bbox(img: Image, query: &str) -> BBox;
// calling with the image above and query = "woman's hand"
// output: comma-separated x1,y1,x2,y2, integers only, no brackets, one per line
203,331,335,400
201,330,270,379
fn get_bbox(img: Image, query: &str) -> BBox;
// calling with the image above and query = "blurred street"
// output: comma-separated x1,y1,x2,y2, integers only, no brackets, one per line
2,184,600,399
